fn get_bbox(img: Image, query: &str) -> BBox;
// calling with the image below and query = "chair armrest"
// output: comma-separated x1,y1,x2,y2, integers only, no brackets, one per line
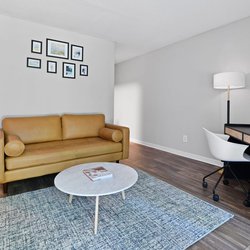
216,133,230,141
0,129,5,182
105,123,130,159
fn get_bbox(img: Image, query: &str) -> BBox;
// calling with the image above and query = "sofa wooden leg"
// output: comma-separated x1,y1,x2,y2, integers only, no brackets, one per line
0,183,8,197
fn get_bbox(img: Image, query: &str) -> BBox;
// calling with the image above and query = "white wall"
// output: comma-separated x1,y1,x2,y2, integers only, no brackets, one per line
0,15,114,122
115,17,250,163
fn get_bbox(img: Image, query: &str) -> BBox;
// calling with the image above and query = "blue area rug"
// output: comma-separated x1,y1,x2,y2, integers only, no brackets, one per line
0,170,233,250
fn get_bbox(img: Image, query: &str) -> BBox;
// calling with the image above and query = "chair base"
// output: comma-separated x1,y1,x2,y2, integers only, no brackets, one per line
224,162,250,179
202,162,250,207
243,192,250,207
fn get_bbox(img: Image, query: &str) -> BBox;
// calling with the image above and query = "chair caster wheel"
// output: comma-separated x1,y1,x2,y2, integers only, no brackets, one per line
223,179,229,185
243,199,250,207
213,194,219,202
202,181,208,188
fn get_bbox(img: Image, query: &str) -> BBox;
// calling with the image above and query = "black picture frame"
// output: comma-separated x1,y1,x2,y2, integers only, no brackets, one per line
71,44,84,61
31,40,42,54
46,38,69,59
27,57,41,69
63,62,76,79
47,61,57,74
80,64,88,76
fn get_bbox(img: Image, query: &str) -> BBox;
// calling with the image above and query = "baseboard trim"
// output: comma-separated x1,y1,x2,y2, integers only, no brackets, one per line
131,138,222,167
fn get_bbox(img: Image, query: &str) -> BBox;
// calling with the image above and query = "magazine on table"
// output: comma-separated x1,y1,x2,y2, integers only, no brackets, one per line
83,166,113,181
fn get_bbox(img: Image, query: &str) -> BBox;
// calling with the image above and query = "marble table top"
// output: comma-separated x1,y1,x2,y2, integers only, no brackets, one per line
54,162,138,197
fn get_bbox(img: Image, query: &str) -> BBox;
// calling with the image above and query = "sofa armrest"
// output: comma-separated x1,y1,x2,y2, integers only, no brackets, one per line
0,129,5,182
105,123,130,159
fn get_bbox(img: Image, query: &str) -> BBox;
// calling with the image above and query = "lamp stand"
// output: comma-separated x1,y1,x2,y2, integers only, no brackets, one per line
227,86,230,124
227,100,230,124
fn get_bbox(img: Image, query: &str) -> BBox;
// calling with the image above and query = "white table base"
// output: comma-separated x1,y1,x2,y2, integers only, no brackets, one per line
94,196,99,234
69,191,126,234
69,194,73,203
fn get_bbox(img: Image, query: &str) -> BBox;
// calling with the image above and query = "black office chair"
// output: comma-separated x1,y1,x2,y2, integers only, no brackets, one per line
203,128,250,207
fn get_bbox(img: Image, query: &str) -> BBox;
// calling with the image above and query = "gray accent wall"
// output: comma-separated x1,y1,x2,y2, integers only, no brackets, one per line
115,17,250,161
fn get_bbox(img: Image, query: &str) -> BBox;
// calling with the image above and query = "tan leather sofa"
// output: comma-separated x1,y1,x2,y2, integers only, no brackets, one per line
0,114,129,189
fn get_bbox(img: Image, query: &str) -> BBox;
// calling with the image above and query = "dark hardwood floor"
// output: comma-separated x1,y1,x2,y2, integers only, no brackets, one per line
3,142,250,249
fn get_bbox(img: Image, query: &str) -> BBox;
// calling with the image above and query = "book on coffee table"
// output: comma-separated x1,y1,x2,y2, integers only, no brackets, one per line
83,167,113,181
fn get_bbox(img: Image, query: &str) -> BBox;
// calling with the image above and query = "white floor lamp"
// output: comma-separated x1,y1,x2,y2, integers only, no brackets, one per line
213,72,245,124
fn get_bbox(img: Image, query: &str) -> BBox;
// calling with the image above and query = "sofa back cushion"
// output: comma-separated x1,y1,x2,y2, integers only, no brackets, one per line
62,114,105,140
2,116,62,144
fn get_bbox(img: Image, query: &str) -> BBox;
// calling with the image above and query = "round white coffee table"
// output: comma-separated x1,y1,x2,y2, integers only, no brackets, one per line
54,162,138,234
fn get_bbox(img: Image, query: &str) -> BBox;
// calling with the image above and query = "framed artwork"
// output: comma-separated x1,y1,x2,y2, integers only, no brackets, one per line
63,62,75,79
46,38,69,59
31,40,42,54
27,58,41,69
80,64,88,76
47,61,57,73
71,44,83,61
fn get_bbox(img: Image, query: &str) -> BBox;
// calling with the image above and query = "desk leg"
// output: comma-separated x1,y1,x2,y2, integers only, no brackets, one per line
69,194,73,203
94,196,99,234
121,191,126,200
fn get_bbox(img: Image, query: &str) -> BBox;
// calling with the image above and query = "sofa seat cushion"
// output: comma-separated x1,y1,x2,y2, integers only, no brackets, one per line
5,137,122,170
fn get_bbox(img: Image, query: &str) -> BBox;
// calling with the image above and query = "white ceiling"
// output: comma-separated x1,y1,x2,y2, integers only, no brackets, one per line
1,0,250,63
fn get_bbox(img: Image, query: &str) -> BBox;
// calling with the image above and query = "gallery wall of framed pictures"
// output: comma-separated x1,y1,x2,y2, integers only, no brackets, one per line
27,38,89,79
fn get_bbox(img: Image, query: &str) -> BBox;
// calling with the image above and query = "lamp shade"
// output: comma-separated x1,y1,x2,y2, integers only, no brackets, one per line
213,72,245,89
